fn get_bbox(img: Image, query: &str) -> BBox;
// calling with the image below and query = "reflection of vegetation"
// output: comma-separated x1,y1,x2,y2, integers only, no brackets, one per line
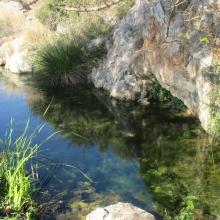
140,133,220,219
28,88,220,219
166,196,196,220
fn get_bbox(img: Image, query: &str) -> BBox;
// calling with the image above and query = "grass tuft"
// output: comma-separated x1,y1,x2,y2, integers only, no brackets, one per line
0,121,44,219
31,19,108,89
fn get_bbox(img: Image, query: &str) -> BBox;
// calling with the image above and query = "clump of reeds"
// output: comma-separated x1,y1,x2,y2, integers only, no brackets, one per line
0,121,45,219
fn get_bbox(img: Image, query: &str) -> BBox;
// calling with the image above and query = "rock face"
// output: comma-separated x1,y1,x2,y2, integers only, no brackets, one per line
91,0,220,133
86,202,156,220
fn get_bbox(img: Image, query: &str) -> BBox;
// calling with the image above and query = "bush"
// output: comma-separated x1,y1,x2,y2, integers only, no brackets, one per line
146,77,187,110
33,0,134,89
36,0,134,29
32,32,106,89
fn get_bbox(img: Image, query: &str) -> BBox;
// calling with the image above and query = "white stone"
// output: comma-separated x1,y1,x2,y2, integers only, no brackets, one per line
86,202,155,220
6,50,31,73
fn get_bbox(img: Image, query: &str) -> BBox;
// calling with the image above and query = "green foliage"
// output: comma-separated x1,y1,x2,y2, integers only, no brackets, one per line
34,0,133,89
28,87,220,219
199,37,210,44
0,121,43,219
209,85,220,137
31,29,107,89
146,78,187,110
36,0,61,29
177,196,196,220
165,196,196,220
115,0,134,19
36,0,134,29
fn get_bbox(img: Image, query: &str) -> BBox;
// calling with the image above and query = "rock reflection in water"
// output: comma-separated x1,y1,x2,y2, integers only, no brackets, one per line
27,88,220,220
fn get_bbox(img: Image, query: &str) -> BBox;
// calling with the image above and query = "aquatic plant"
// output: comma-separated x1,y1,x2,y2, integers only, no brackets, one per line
0,121,50,219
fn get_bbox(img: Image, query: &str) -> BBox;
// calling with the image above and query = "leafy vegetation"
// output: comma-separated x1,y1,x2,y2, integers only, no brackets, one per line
31,0,135,89
0,121,46,219
36,0,134,29
28,88,220,219
166,196,196,220
31,17,109,89
146,77,187,110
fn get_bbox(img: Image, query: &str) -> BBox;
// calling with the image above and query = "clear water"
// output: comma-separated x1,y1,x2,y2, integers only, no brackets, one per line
0,74,220,220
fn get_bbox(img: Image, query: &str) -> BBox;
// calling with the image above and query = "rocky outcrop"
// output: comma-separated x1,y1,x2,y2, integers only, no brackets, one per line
91,0,220,133
0,0,35,74
86,202,156,220
0,37,31,73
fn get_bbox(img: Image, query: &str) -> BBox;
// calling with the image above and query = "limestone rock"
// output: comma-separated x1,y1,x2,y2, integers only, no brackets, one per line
1,36,31,73
5,50,31,73
91,0,220,133
86,202,155,220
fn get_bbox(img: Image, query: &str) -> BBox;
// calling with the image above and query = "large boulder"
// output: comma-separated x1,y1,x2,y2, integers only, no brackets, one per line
91,0,220,134
86,202,156,220
5,50,31,73
0,37,32,73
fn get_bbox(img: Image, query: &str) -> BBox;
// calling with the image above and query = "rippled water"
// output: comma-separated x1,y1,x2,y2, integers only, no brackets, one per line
0,73,220,220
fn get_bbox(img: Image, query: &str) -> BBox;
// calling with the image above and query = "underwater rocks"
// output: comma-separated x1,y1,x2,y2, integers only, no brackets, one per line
86,202,155,220
91,0,220,134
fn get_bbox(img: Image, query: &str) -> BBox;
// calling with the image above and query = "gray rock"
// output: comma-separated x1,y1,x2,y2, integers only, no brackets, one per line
86,202,155,220
91,0,220,133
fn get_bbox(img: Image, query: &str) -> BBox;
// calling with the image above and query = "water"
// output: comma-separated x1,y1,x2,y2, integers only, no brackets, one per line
0,74,220,219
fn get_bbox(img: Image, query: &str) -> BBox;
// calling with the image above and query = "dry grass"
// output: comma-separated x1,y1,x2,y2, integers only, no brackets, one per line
0,4,26,37
22,21,53,48
0,0,52,49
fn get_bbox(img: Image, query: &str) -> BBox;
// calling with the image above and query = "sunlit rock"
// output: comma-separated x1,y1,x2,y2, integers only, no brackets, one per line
5,50,31,73
91,0,220,133
86,202,155,220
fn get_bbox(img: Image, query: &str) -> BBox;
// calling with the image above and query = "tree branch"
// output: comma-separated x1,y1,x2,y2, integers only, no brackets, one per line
56,0,123,12
12,0,31,10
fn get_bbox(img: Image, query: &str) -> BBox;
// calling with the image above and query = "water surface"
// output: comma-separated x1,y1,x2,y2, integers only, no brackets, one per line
0,73,220,219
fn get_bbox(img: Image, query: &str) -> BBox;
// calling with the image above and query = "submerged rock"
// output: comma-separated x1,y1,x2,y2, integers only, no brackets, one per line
91,0,220,134
86,202,155,220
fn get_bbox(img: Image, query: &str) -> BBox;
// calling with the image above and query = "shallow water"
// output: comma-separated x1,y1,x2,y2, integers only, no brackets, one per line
0,74,220,219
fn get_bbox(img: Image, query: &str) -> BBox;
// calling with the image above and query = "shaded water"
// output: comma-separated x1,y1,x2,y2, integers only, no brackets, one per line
0,73,220,219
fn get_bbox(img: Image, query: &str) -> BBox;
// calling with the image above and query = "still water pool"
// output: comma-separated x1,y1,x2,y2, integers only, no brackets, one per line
0,74,220,219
